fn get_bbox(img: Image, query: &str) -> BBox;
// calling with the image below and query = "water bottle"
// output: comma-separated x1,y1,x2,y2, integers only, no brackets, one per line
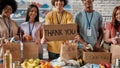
4,50,12,68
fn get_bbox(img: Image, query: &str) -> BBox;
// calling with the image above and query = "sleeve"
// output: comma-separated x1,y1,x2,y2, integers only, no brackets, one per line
45,12,51,25
74,12,80,33
20,23,25,31
67,13,73,24
19,23,25,36
35,23,43,39
105,22,112,31
100,15,103,28
74,12,79,24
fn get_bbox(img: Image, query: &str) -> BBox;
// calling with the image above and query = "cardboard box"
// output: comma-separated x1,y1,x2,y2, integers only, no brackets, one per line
44,24,77,41
83,52,111,64
110,44,120,64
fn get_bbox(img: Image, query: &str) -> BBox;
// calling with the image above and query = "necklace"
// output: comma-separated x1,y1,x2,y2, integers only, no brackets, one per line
3,17,11,37
56,11,64,24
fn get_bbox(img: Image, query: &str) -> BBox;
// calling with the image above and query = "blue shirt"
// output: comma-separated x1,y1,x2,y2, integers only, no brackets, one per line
74,10,103,48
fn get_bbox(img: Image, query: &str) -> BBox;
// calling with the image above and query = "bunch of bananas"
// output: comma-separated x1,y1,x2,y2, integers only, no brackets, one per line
21,58,61,68
21,58,41,68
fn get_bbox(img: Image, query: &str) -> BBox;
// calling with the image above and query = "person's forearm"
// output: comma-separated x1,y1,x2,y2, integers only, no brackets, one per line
104,38,112,43
78,36,88,46
96,28,103,46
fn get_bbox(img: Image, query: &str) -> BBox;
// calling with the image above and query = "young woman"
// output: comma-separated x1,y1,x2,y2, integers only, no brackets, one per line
0,0,18,65
104,6,120,44
20,4,44,59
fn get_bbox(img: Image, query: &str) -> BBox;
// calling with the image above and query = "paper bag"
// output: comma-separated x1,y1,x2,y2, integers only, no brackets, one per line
60,42,77,60
23,42,39,60
110,44,120,64
3,42,21,62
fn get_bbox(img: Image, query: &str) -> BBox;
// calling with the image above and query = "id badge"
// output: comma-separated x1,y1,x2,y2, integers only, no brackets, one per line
87,28,92,36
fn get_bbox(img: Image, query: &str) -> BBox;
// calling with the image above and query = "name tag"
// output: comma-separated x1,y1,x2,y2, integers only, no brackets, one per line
87,28,92,36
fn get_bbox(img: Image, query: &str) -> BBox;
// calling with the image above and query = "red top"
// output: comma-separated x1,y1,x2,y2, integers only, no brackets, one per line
105,22,115,38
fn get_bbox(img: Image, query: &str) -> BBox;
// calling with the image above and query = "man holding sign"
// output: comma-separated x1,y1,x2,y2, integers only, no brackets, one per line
45,0,73,59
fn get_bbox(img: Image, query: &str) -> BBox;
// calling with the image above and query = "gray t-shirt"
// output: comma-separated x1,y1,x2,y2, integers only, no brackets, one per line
74,10,103,48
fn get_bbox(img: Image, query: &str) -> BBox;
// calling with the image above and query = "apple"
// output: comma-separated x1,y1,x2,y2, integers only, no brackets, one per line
105,63,111,68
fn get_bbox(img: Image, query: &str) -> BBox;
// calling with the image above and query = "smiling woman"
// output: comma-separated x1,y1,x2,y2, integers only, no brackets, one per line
20,4,45,59
0,0,19,66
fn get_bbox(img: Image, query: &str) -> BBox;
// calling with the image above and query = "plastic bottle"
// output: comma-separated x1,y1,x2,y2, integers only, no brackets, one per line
4,50,12,68
116,32,119,37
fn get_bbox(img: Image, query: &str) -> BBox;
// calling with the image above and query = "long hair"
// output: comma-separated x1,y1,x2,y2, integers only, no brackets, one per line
0,0,17,14
112,6,120,31
26,4,39,22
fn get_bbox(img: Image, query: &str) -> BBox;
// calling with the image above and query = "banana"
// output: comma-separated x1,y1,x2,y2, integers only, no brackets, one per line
77,59,83,66
27,61,37,68
21,60,28,68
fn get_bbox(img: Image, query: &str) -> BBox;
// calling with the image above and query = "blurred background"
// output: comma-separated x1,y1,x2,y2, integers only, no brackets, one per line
12,0,120,26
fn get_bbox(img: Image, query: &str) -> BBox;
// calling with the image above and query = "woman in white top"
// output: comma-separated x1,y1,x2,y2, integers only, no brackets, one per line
20,4,44,59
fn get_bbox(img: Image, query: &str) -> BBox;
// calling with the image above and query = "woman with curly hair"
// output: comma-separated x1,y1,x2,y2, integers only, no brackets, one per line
0,0,19,64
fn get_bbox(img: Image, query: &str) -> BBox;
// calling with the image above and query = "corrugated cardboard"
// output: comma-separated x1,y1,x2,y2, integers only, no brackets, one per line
23,42,39,60
110,44,120,64
83,52,111,64
44,24,77,41
3,42,21,62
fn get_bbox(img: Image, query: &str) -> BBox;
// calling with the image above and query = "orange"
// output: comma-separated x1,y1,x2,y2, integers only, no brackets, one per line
25,35,32,41
54,65,61,68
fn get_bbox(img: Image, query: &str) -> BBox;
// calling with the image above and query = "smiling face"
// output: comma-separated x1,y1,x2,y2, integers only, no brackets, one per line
54,0,64,11
116,9,120,22
2,5,12,18
82,0,94,11
28,7,37,21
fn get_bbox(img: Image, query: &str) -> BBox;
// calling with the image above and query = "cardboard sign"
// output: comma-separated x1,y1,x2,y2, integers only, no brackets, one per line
83,52,111,64
3,42,21,62
23,42,39,60
110,44,120,64
44,24,78,41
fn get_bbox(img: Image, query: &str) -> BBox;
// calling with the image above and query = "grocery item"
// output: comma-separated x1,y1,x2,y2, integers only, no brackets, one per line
4,50,12,68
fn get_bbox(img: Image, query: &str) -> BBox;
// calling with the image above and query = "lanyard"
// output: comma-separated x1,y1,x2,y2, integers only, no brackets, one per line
85,11,94,29
28,22,34,36
56,11,64,24
3,18,11,37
